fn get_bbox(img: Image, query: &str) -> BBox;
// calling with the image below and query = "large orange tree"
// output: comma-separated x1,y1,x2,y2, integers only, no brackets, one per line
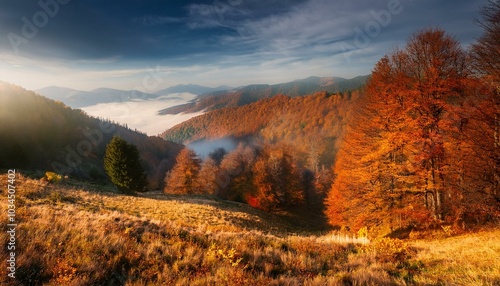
326,29,478,233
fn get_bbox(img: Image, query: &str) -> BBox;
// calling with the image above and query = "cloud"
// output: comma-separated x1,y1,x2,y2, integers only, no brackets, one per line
81,93,202,135
185,2,250,29
0,0,489,92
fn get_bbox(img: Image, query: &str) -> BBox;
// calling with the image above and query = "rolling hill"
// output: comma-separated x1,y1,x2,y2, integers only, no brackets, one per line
0,82,182,189
154,84,233,96
36,84,233,109
161,90,362,168
158,75,368,115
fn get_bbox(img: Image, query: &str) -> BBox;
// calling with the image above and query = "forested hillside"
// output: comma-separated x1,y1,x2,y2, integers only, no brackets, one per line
162,90,359,167
160,90,362,224
0,82,182,189
158,76,367,115
161,15,500,235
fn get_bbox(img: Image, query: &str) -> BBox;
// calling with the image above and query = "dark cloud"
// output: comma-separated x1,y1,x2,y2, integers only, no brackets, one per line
0,0,491,90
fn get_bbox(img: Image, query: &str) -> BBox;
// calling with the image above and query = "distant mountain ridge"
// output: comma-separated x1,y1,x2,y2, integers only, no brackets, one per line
155,84,233,96
158,75,369,115
37,76,368,112
37,84,233,109
36,86,158,108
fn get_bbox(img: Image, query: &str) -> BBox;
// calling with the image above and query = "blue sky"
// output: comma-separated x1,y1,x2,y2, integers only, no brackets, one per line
0,0,489,91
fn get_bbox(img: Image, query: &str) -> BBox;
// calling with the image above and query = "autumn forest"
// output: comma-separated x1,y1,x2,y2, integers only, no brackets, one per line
161,3,500,235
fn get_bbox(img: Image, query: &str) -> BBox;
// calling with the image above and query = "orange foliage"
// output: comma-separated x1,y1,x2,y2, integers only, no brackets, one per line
164,148,201,194
252,145,304,211
326,28,500,234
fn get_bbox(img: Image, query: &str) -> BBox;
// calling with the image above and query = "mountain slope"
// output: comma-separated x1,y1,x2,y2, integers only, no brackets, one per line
158,75,368,115
37,86,159,108
155,84,233,96
0,82,182,189
161,91,362,167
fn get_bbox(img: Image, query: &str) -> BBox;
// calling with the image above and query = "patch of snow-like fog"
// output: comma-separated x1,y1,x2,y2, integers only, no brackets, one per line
81,93,202,136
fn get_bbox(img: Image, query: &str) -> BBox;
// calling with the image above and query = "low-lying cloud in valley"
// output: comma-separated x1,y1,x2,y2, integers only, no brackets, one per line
81,93,203,136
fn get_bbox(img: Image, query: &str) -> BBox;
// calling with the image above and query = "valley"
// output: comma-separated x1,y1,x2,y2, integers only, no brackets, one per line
1,0,499,285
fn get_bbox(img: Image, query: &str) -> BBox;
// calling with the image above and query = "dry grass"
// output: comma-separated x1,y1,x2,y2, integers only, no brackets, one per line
0,173,498,285
411,230,500,285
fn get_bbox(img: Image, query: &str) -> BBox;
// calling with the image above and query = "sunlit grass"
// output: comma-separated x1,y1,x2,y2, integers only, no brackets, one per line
411,230,500,285
0,173,498,285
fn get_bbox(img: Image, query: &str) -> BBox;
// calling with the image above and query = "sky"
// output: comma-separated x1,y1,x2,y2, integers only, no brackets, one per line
0,0,489,92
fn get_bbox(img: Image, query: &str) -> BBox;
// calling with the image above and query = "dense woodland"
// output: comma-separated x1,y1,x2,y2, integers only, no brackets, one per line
162,2,500,235
161,89,362,223
326,27,500,235
162,90,360,166
0,83,182,189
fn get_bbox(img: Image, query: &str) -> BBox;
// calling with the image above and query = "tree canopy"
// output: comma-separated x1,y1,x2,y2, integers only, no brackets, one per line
326,28,500,235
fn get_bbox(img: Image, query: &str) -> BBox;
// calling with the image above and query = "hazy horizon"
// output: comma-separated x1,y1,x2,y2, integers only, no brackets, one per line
0,0,488,92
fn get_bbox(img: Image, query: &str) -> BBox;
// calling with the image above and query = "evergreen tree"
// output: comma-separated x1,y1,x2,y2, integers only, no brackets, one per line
104,136,148,194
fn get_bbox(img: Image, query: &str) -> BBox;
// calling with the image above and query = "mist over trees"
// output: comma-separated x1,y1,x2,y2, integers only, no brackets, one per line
161,3,500,235
163,142,328,216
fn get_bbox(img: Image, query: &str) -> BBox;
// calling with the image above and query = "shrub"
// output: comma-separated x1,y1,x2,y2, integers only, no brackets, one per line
44,171,62,183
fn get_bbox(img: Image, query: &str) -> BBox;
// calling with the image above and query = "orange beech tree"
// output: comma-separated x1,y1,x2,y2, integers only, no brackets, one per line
217,143,257,202
471,0,500,203
164,148,201,194
326,28,482,233
195,157,219,195
252,145,304,211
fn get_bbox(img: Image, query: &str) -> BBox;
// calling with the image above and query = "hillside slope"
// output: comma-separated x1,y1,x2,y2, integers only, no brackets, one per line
155,84,233,96
0,82,182,189
158,76,368,115
161,91,361,168
36,86,159,108
1,173,498,285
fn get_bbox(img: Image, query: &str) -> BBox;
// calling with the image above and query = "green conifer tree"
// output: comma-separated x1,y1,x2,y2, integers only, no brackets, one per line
104,136,148,194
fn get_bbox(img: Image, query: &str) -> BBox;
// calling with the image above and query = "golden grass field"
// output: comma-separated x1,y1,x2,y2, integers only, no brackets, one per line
0,173,499,285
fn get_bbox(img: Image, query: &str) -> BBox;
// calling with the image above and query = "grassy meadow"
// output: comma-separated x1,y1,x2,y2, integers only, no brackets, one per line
0,173,499,285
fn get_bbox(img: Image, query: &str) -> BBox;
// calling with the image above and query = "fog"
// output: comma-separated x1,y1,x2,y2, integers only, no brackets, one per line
188,138,238,158
81,93,202,135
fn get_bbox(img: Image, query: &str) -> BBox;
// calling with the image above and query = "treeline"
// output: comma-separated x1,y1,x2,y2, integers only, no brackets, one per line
326,5,500,234
164,143,332,215
0,83,182,189
160,91,347,223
